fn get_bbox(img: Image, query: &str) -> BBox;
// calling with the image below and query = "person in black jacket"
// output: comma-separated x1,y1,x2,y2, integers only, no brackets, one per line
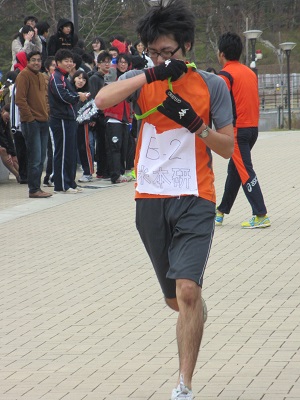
0,104,20,181
48,49,89,194
42,56,56,187
9,58,28,184
47,18,78,56
89,51,112,179
36,21,50,72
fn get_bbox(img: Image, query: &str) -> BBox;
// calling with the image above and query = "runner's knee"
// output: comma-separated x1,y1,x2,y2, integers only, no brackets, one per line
176,279,201,307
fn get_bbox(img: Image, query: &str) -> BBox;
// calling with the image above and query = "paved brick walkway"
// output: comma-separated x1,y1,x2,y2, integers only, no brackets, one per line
1,130,300,400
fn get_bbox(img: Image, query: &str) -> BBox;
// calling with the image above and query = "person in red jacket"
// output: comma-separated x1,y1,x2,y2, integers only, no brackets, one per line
215,32,270,229
109,34,127,54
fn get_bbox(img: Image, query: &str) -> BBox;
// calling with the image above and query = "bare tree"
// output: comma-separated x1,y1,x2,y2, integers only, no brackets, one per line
78,0,123,43
27,0,72,32
27,0,118,41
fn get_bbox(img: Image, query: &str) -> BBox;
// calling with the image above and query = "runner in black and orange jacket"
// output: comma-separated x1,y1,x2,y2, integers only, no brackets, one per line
215,32,270,229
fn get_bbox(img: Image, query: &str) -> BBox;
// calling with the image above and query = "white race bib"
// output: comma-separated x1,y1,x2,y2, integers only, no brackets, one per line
136,122,198,196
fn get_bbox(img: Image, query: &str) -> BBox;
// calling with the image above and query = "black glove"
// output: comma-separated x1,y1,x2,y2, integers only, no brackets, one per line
144,59,187,83
157,91,203,133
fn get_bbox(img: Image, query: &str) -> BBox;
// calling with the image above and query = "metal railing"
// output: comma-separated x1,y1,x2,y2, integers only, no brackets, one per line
259,73,300,111
260,89,300,111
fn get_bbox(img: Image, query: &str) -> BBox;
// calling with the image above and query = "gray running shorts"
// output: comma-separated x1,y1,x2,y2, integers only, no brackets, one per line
135,196,215,299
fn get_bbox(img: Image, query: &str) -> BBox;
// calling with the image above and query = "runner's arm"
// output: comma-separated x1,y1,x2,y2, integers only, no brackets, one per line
95,72,146,110
197,123,234,159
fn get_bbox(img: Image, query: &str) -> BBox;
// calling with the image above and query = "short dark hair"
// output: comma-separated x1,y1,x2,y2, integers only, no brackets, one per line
218,32,243,61
72,47,85,56
116,53,131,65
114,34,125,43
36,21,50,36
82,53,94,65
136,0,195,55
55,49,74,63
206,67,217,74
108,46,119,55
24,16,38,25
44,56,56,72
97,51,112,63
26,51,42,61
72,53,83,70
77,39,86,50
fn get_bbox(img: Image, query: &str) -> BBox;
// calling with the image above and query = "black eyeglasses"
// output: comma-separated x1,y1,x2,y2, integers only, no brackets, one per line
147,45,180,60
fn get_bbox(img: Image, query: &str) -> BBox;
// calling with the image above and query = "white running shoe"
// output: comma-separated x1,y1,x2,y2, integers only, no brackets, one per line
115,174,132,183
43,181,54,187
55,188,83,194
171,375,194,400
78,174,93,182
64,188,79,194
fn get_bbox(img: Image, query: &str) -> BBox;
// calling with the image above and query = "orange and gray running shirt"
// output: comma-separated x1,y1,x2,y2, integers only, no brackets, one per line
120,68,232,202
219,61,259,128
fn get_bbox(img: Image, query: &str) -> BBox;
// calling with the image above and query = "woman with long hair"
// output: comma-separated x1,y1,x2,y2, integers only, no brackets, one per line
11,25,42,70
133,40,154,68
90,36,106,64
72,70,95,182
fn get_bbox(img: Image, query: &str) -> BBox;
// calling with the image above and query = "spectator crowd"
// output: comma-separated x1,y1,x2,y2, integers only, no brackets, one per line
0,15,154,197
